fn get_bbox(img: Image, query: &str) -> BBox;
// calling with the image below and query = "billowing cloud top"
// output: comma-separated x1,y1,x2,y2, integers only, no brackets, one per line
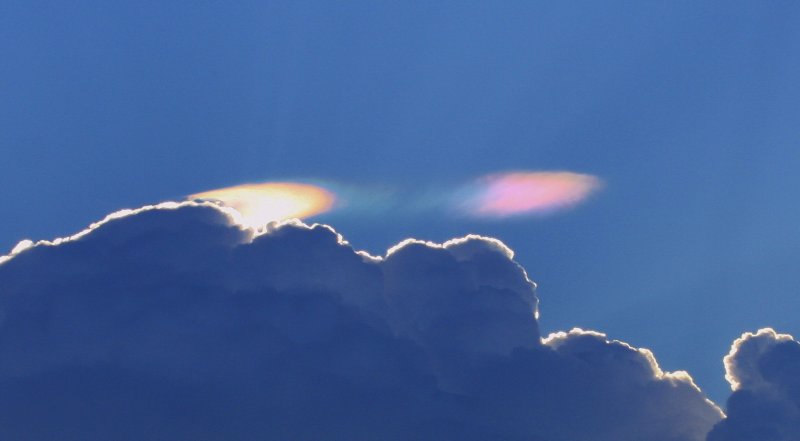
456,171,602,217
708,329,800,441
1,202,792,440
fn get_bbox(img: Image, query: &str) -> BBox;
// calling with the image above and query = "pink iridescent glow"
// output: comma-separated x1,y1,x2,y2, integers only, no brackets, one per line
462,172,601,217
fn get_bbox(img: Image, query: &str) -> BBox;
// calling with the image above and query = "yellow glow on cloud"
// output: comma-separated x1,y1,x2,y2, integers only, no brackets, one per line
460,171,601,217
189,182,336,228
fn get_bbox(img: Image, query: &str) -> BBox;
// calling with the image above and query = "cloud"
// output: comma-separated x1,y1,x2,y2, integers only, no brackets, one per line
707,329,800,441
455,171,602,218
189,181,336,228
0,203,723,440
179,171,602,227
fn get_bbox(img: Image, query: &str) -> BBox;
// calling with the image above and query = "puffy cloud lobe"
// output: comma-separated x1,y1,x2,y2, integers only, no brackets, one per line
0,203,722,440
707,329,800,441
461,329,723,441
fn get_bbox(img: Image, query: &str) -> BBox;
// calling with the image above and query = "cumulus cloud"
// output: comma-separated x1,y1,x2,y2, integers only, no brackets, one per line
0,202,724,440
707,329,800,441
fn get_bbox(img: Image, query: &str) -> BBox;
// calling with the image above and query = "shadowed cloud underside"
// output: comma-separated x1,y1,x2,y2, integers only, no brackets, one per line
1,202,796,440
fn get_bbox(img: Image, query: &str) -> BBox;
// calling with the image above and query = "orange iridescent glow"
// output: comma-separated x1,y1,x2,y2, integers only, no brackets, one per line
461,171,601,217
189,182,336,228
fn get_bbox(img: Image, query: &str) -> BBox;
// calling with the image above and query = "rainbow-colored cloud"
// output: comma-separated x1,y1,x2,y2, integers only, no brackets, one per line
187,171,600,228
189,182,336,228
457,171,601,218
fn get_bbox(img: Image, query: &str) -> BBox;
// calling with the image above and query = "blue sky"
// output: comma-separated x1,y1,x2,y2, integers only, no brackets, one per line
3,1,800,405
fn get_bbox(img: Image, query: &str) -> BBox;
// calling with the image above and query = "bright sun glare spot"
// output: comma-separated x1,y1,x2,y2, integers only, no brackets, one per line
460,171,601,217
189,182,336,228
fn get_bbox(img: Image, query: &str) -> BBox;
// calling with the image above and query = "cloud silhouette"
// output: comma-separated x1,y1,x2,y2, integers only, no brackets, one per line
0,202,724,440
707,329,800,441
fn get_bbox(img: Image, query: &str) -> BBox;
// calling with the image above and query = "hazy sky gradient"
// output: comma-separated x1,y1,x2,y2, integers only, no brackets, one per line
2,1,800,403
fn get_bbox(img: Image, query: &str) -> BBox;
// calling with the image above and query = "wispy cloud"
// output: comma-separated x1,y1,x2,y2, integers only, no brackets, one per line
455,171,602,218
183,171,601,227
189,182,336,228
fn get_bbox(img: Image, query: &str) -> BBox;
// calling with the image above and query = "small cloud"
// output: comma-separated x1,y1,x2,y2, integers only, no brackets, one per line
708,328,800,441
189,181,336,228
455,171,602,218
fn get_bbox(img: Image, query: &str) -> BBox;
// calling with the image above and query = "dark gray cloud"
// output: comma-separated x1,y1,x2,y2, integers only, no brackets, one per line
707,329,800,441
0,202,724,440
